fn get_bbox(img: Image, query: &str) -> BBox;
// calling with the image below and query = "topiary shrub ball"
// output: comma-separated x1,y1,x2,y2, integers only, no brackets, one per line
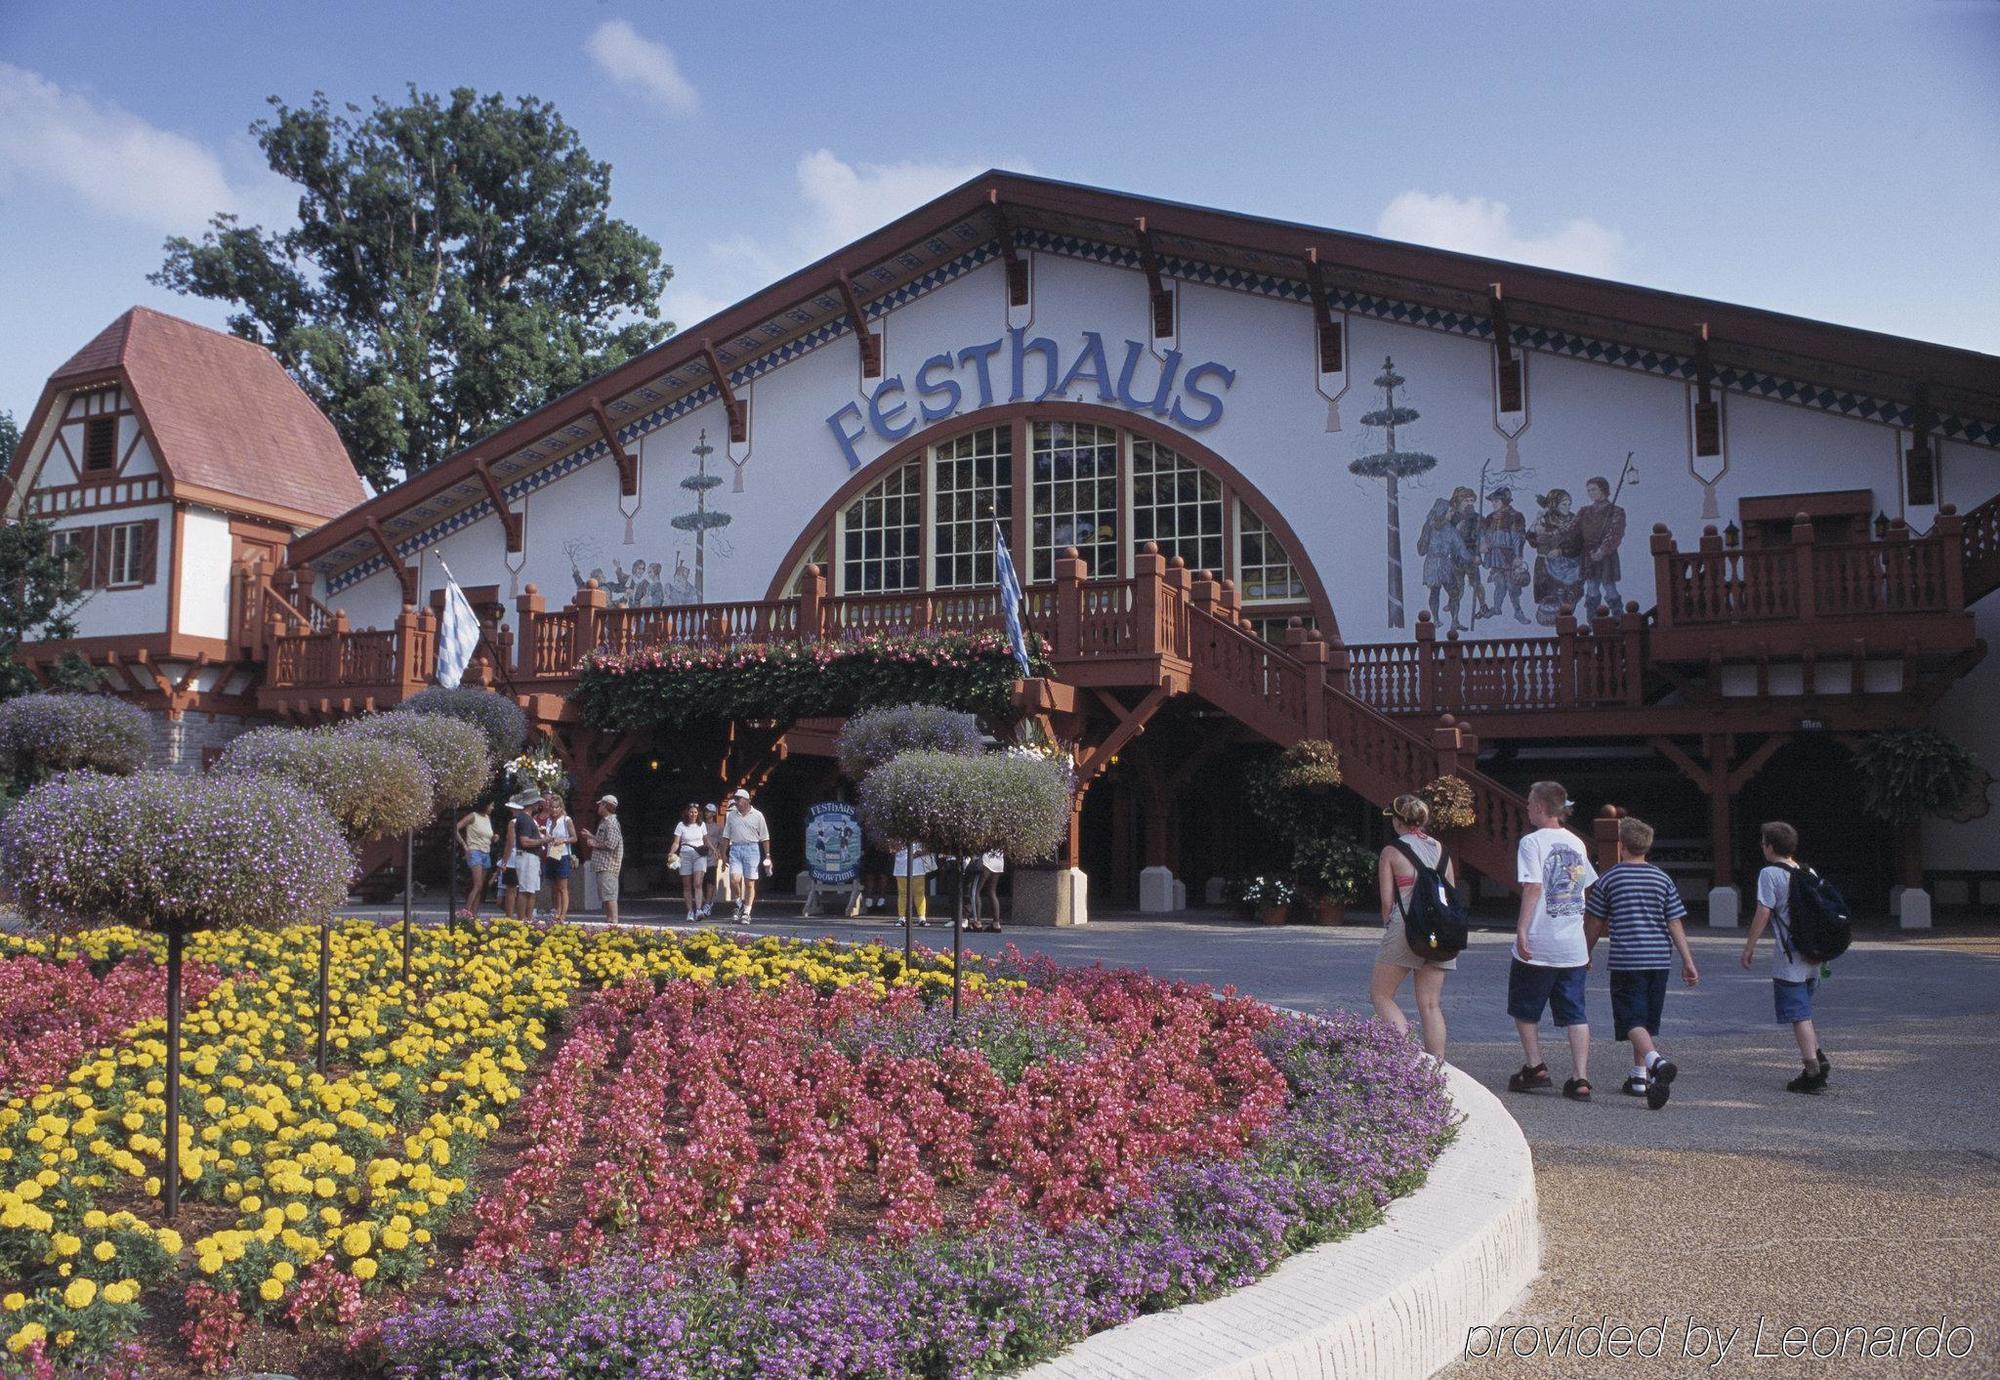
858,750,1072,861
214,727,435,841
403,686,528,769
0,770,351,933
0,693,151,786
837,703,985,781
337,711,491,811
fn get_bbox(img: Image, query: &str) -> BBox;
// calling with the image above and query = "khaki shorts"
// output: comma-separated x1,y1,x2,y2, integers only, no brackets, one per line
591,865,620,904
1376,916,1458,971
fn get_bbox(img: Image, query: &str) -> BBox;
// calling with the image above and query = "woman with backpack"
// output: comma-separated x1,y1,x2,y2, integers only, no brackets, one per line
1368,793,1461,1058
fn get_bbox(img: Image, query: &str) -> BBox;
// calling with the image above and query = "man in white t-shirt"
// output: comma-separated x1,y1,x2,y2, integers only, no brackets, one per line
1505,781,1599,1101
723,788,772,923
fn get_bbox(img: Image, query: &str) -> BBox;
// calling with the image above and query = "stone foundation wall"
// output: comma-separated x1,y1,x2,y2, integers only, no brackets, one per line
140,709,267,773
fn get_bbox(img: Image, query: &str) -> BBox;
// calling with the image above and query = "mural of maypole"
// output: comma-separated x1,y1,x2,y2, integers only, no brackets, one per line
1349,357,1437,629
671,428,732,603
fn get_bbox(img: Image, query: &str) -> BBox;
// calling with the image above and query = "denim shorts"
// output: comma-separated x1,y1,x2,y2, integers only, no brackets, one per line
465,849,491,870
546,855,573,881
729,842,762,878
1609,968,1668,1039
1507,959,1588,1027
1773,977,1816,1024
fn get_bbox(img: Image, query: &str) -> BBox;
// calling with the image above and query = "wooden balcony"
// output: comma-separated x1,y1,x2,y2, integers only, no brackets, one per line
256,510,1980,732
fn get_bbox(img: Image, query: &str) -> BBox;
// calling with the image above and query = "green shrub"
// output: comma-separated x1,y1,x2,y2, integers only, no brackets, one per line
858,750,1071,861
1292,834,1378,903
0,771,350,933
338,711,491,810
0,693,150,787
837,704,984,780
403,686,528,767
214,727,434,840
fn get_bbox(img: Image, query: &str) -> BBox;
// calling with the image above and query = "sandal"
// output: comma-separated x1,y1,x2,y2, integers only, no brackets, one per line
1506,1063,1551,1093
1563,1077,1592,1101
1621,1075,1649,1097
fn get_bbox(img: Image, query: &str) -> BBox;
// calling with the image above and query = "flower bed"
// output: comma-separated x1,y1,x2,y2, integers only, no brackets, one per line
0,922,1450,1378
0,922,983,1375
375,965,1456,1379
0,946,224,1100
572,628,1051,732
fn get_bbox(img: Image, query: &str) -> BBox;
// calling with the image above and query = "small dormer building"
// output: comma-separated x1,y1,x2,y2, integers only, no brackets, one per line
6,307,366,767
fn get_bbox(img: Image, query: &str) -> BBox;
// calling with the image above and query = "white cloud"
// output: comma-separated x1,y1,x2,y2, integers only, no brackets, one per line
585,20,699,116
0,62,287,232
1375,190,1625,278
791,149,987,258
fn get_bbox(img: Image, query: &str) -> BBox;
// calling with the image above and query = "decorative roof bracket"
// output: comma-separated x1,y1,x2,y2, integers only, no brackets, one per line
1490,282,1523,412
1304,249,1343,374
1693,323,1721,456
1132,216,1174,339
988,190,1029,307
589,400,639,498
836,272,883,378
699,339,749,444
474,459,525,553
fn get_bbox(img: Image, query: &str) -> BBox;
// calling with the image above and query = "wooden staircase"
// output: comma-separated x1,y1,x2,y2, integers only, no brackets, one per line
1962,493,2000,605
1176,592,1531,886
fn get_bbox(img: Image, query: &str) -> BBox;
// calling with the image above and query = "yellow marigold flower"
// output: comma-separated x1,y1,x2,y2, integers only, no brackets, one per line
52,1233,80,1257
197,1253,223,1275
351,1256,377,1281
0,1294,22,1313
157,1228,182,1255
7,1322,48,1354
100,1281,138,1305
340,1224,372,1258
258,1278,284,1303
63,1277,95,1308
92,1241,115,1262
271,1260,295,1283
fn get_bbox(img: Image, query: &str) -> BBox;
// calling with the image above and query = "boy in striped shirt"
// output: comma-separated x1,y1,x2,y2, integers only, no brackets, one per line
1585,816,1700,1109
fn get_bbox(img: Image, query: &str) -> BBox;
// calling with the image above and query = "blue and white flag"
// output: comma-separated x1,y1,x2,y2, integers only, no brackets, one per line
993,520,1032,677
434,558,481,689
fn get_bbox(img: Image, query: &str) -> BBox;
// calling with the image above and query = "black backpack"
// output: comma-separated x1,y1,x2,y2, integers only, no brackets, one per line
1780,863,1852,965
1391,839,1470,961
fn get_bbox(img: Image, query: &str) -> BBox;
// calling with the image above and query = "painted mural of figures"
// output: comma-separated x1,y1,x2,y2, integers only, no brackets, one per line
1574,475,1627,615
1417,486,1480,631
665,553,697,606
1528,488,1583,626
1478,486,1531,624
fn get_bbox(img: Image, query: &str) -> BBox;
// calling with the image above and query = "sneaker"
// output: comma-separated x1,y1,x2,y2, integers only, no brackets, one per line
1785,1068,1825,1094
1621,1075,1649,1097
1816,1049,1831,1080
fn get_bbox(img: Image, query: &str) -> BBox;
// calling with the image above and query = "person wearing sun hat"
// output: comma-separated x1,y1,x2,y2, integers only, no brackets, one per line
587,795,625,925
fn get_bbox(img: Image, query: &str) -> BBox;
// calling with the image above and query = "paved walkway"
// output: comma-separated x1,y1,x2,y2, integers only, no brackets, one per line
356,902,2000,1378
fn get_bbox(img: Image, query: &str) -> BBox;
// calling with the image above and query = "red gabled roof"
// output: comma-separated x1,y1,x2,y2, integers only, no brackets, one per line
48,307,366,522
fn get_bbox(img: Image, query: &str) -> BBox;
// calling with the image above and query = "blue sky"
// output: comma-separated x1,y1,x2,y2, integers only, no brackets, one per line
2,0,1995,422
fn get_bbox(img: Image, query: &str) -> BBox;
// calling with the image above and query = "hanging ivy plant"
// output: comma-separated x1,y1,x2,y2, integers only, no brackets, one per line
1851,729,1982,824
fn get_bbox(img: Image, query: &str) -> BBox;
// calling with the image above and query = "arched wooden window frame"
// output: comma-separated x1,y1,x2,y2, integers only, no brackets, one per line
767,401,1340,643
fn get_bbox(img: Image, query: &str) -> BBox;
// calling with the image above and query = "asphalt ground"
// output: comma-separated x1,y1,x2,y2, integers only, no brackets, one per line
346,902,2000,1377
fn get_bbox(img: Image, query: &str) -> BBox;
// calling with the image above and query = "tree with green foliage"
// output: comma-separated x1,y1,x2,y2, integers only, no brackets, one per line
2,408,98,697
153,87,674,488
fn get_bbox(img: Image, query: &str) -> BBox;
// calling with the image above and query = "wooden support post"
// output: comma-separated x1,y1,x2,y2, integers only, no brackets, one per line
571,577,608,658
1303,249,1343,374
799,563,827,639
1053,548,1087,660
1132,541,1165,655
1704,733,1735,889
1431,714,1464,778
1132,217,1174,339
1592,804,1626,871
514,584,545,680
1414,612,1438,715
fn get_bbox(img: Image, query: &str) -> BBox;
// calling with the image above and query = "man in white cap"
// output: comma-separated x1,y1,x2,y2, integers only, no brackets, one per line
723,787,772,924
587,795,625,926
503,789,546,922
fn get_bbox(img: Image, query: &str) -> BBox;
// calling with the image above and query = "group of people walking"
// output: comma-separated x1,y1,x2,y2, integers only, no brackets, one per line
668,793,773,924
1369,781,1836,1107
455,788,626,925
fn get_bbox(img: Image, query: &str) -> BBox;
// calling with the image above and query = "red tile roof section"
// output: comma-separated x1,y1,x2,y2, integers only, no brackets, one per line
52,307,366,521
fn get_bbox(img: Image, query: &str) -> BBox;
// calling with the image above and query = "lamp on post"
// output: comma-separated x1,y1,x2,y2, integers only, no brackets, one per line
1874,510,1891,541
1723,521,1740,548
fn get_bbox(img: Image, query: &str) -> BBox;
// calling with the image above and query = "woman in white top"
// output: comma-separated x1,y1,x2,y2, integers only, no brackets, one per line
672,803,710,923
542,793,576,924
893,842,933,925
1368,794,1458,1058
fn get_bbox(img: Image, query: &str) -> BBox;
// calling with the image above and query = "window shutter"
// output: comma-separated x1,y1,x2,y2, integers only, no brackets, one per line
89,525,109,590
137,520,160,585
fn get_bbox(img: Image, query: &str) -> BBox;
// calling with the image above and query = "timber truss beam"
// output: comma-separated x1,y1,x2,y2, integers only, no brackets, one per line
365,518,417,603
1076,685,1171,789
589,401,639,498
836,272,883,378
1131,217,1174,339
1304,249,1344,374
988,190,1029,306
699,340,749,444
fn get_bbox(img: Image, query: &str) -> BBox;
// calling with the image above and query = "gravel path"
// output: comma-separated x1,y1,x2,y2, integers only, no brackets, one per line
345,903,2000,1378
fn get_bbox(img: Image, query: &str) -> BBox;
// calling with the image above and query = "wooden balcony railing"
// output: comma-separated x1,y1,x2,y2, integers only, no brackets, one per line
1344,606,1644,715
1958,494,1999,605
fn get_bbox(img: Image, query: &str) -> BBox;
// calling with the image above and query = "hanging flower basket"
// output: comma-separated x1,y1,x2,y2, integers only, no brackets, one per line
1418,774,1477,831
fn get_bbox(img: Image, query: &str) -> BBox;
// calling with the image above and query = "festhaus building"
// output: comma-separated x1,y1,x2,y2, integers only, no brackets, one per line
11,174,1998,924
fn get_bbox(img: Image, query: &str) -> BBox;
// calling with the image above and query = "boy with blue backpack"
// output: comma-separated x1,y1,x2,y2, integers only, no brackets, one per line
1741,820,1851,1093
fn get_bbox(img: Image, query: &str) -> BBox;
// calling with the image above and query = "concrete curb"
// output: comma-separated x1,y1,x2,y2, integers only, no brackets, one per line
1025,1064,1540,1380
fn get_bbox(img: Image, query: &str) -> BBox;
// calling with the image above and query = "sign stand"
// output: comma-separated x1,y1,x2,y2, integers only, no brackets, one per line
803,801,863,920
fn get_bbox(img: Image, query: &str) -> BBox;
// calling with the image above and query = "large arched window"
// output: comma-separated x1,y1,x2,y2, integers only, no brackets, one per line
806,409,1325,640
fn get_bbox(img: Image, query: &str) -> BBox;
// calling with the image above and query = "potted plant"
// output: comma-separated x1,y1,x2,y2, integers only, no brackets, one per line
1293,834,1377,925
1227,875,1296,925
1417,774,1477,832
